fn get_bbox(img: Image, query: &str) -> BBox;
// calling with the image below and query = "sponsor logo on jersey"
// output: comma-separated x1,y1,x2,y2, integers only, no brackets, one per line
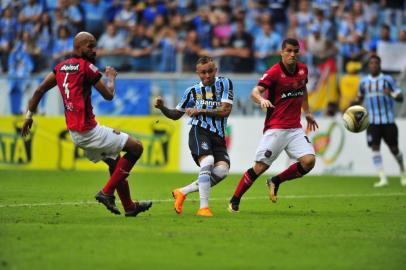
201,142,209,150
196,99,221,107
280,89,304,99
60,63,80,72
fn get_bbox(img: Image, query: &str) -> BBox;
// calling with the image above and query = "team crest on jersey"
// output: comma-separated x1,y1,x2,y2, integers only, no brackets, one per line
196,93,202,100
206,92,213,99
281,73,286,78
60,63,79,73
201,142,209,150
89,63,98,73
299,69,305,75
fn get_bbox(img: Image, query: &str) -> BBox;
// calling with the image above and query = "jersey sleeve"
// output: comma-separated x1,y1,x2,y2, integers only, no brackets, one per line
221,78,234,104
175,86,195,112
257,69,273,90
384,75,401,95
357,79,365,98
84,62,102,85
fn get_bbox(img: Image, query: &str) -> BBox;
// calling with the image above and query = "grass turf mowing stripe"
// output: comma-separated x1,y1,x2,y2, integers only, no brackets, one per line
1,192,405,208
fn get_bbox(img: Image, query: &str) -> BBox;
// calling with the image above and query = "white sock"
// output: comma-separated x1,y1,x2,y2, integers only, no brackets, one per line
197,156,214,209
372,151,387,182
180,181,198,195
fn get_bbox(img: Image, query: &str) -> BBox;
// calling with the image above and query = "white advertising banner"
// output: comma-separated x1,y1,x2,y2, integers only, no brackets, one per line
180,116,406,176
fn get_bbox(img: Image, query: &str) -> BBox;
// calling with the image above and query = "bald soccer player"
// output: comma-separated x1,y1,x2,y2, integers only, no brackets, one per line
21,32,152,217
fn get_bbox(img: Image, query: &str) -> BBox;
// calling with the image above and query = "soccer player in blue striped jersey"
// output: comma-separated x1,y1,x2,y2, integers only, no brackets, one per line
355,55,405,187
154,56,233,216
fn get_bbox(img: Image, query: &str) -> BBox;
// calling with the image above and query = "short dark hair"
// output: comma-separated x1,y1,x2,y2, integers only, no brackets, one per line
368,54,381,63
197,56,214,65
281,38,300,49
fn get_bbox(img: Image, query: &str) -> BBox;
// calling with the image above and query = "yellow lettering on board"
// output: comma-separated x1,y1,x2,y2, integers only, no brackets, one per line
150,140,165,166
13,138,28,163
3,137,14,162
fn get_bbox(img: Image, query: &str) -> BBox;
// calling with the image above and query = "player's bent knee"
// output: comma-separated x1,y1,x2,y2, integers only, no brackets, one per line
300,155,315,172
211,164,229,186
199,155,215,167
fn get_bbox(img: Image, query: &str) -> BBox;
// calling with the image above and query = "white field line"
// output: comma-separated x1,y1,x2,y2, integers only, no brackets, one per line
0,192,405,208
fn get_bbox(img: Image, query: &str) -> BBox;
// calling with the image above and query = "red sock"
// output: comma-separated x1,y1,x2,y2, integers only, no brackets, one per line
116,179,136,212
102,156,135,195
276,162,305,183
233,169,257,199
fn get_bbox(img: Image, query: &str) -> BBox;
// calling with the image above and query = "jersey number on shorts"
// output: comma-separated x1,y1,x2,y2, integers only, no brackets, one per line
63,73,70,99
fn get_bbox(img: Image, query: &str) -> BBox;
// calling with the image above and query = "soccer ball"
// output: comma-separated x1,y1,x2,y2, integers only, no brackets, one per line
342,105,369,133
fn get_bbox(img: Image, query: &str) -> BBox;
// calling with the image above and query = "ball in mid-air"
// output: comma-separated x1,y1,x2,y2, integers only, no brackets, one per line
342,105,369,133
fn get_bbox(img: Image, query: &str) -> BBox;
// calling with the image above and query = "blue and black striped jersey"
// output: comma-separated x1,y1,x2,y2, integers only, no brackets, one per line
358,73,402,125
176,76,233,138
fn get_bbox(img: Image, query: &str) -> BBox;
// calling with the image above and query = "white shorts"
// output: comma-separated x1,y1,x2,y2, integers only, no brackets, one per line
69,124,129,163
254,128,315,166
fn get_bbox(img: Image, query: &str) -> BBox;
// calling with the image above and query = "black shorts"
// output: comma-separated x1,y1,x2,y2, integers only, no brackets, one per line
366,123,398,147
188,125,230,167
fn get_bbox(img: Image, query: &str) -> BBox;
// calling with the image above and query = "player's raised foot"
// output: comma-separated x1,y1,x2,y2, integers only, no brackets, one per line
125,201,153,217
266,178,279,203
172,189,186,214
373,180,388,188
228,196,240,213
196,207,213,217
95,191,121,215
400,172,406,187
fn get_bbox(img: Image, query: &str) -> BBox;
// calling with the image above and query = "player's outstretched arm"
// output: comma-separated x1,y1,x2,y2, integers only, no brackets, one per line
186,102,232,118
154,96,184,120
94,66,117,100
251,85,274,109
22,72,57,137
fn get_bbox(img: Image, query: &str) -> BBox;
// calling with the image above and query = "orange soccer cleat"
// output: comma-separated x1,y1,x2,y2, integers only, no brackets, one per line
172,189,186,214
196,207,213,217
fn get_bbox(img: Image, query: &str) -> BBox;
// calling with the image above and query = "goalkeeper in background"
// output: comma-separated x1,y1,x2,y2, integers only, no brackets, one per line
354,55,405,187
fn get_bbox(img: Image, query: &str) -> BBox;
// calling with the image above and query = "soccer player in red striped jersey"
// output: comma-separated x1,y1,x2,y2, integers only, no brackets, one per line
228,38,319,212
21,32,152,217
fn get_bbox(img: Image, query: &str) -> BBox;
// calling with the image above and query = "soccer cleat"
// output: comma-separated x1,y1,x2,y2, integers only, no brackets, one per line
172,189,186,214
125,201,153,217
266,178,279,203
373,181,388,188
95,191,121,215
196,207,213,217
228,202,239,213
400,173,406,187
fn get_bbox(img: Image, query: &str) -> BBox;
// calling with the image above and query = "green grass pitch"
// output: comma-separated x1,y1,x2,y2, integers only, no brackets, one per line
0,170,405,270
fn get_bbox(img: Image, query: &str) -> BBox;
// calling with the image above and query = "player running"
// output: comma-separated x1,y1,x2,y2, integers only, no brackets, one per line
154,56,233,217
21,32,152,217
228,38,318,212
354,55,405,187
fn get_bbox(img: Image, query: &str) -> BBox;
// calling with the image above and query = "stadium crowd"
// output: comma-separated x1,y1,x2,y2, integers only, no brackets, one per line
0,0,405,75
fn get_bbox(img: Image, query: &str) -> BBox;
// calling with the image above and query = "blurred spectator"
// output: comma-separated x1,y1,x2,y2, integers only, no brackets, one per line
399,28,406,43
381,0,404,33
8,34,34,115
307,23,337,65
254,21,282,73
34,12,53,71
312,7,334,40
142,0,168,25
52,25,73,66
18,0,43,33
268,0,289,35
97,23,127,70
295,0,313,40
339,61,362,112
114,0,137,38
82,0,108,39
368,24,392,53
180,29,202,72
190,6,214,49
127,24,154,72
59,0,85,35
212,10,232,48
221,20,254,73
154,27,178,72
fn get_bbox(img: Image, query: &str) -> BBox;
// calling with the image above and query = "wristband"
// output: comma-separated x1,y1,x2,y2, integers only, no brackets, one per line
26,110,33,119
